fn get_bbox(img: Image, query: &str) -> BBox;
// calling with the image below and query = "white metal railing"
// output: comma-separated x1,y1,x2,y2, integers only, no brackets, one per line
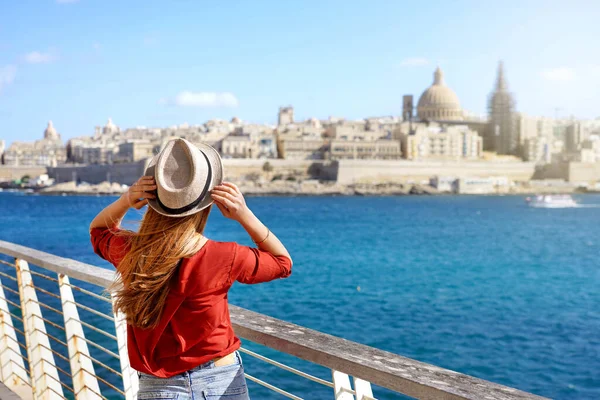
0,240,548,400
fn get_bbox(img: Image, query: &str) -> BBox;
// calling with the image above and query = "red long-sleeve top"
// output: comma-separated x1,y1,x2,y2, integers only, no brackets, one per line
90,227,292,378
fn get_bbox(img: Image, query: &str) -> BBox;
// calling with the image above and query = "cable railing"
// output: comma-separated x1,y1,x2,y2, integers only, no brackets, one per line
0,240,548,400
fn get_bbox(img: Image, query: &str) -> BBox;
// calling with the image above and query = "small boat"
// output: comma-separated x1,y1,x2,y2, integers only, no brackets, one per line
526,194,578,208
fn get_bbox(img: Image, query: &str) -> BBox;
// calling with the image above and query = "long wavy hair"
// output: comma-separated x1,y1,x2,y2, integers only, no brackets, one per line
111,206,211,329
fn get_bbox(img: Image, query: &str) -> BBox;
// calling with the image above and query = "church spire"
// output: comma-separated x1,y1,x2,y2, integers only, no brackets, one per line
433,66,445,86
495,61,507,91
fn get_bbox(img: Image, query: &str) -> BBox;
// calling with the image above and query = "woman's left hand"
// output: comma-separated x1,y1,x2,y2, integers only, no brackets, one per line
121,176,157,209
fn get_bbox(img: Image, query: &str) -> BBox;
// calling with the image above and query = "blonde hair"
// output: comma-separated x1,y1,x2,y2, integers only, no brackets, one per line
111,206,211,329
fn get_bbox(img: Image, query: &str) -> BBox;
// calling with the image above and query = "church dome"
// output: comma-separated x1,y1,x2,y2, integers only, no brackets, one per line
103,118,118,134
44,120,59,140
417,67,463,121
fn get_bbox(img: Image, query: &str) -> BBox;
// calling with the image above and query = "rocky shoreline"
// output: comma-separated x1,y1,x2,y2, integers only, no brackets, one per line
7,179,591,197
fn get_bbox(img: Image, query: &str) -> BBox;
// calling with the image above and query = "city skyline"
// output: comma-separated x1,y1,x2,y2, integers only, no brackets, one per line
1,0,599,145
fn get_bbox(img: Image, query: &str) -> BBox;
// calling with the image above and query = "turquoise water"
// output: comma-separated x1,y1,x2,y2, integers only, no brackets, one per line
0,192,599,399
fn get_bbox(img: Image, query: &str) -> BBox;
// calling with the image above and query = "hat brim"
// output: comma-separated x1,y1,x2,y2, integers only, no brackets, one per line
144,142,223,218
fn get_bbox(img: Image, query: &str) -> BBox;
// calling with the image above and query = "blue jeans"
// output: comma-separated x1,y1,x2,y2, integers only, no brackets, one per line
137,351,250,399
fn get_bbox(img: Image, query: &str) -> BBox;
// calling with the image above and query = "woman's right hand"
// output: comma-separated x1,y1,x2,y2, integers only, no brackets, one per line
211,182,252,223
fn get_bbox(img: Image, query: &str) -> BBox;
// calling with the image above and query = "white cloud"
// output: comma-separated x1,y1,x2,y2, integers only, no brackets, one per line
0,65,17,93
24,50,58,64
540,67,576,82
399,57,429,67
163,91,239,108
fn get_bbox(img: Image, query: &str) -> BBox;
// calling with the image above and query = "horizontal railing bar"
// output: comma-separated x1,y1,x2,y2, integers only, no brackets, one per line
0,242,548,400
0,259,14,267
30,299,64,317
239,347,333,388
7,311,23,322
79,335,120,360
72,301,114,322
17,340,27,352
29,285,61,301
45,344,70,364
28,314,66,333
95,373,125,395
79,320,117,341
57,378,76,394
12,325,25,337
245,373,303,400
0,271,17,282
43,330,68,348
65,283,112,304
54,363,73,379
28,269,59,283
1,284,20,297
0,241,115,288
230,305,548,400
4,296,21,309
84,354,123,378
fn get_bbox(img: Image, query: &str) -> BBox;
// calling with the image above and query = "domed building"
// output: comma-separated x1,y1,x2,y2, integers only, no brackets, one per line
417,67,463,121
44,120,61,141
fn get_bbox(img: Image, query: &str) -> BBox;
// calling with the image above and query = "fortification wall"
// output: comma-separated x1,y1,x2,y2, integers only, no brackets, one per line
48,161,147,186
335,160,536,184
567,162,600,183
0,166,47,181
47,159,339,185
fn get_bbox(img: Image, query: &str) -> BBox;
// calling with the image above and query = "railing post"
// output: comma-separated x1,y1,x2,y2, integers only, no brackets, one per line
0,276,30,393
353,377,374,400
332,370,355,400
58,274,102,399
112,298,138,400
16,258,64,399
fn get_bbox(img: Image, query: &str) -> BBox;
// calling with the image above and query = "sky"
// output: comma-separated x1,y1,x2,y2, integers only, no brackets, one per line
0,0,599,145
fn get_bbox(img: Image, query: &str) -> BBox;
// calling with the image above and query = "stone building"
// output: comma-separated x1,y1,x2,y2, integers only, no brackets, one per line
398,123,482,161
487,62,518,155
278,106,294,126
523,136,551,163
115,140,157,163
329,139,401,160
221,135,257,159
417,67,463,121
3,121,67,167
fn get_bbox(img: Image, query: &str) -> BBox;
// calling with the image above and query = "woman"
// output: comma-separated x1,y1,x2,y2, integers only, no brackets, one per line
90,138,292,399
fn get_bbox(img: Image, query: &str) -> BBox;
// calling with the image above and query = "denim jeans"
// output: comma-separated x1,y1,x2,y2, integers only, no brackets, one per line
137,351,250,399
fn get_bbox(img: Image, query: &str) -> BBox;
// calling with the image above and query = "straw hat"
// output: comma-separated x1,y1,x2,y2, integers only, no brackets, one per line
144,138,223,217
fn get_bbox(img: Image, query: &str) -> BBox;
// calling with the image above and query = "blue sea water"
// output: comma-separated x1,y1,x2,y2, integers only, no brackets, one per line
0,192,599,399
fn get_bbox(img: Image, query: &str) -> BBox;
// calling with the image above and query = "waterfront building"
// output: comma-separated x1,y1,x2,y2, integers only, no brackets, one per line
221,134,257,159
487,61,518,155
417,67,463,122
565,122,584,153
397,123,482,161
0,139,5,164
115,140,157,163
523,136,551,163
278,106,294,126
276,132,328,160
326,121,384,141
329,139,401,160
3,121,67,167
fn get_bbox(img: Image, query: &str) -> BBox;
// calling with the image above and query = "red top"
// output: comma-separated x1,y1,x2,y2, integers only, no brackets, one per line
90,227,292,378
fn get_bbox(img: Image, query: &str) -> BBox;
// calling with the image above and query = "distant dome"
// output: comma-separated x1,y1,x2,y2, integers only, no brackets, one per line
44,120,59,140
231,116,242,124
417,67,463,121
103,118,118,134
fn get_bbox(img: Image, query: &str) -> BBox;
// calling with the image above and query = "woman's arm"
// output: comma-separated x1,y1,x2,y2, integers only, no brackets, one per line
89,176,156,231
211,182,292,263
